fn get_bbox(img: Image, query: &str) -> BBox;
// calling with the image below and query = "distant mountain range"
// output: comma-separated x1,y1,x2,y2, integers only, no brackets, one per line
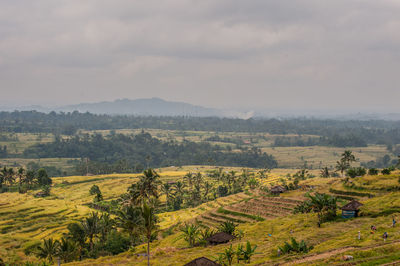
0,98,254,118
1,98,399,120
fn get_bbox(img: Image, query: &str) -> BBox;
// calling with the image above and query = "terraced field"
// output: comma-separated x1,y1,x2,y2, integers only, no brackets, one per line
195,191,302,228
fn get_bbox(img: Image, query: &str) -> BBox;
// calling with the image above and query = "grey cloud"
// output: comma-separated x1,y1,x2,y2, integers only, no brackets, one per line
0,0,399,112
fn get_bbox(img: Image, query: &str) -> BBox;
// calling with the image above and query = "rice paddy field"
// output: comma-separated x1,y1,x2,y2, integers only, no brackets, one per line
2,167,400,265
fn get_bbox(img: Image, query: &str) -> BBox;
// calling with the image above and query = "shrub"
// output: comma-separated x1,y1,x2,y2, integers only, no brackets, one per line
217,185,229,197
218,221,237,236
347,167,366,178
102,230,130,255
278,237,313,254
368,168,379,175
382,168,393,175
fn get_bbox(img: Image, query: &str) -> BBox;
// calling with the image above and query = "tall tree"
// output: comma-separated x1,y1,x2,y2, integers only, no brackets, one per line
116,206,143,247
127,169,161,206
36,238,60,264
141,202,158,266
81,212,100,251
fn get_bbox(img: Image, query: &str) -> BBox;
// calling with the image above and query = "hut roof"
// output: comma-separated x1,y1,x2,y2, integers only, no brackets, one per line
184,257,221,266
270,185,286,193
206,232,235,244
341,200,363,211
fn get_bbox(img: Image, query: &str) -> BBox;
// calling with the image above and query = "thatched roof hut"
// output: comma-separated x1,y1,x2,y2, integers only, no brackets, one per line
184,257,221,266
206,232,235,245
341,200,363,218
270,185,286,194
342,200,363,211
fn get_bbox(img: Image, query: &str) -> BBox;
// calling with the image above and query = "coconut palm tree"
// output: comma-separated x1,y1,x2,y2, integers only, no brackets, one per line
58,237,78,263
128,169,161,206
341,150,356,165
183,172,194,190
116,205,143,247
81,212,100,251
141,202,158,266
99,213,114,242
320,167,330,178
161,182,173,204
36,238,60,263
177,223,200,247
306,193,337,227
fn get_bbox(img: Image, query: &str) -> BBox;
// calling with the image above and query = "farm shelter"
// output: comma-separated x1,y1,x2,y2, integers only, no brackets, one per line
206,232,235,245
270,185,286,195
341,200,363,218
184,257,221,266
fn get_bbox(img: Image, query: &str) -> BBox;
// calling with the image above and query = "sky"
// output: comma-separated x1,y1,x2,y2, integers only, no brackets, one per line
0,0,399,112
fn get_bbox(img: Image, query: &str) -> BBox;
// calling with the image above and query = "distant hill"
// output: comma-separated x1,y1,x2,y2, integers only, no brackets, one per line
54,98,225,117
0,98,231,117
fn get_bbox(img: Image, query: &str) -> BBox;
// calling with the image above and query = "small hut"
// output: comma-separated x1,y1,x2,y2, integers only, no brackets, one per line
206,232,235,245
270,185,286,195
341,200,363,218
184,257,221,266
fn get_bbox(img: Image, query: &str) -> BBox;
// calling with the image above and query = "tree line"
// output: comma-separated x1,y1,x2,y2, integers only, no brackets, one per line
23,132,278,172
2,111,400,145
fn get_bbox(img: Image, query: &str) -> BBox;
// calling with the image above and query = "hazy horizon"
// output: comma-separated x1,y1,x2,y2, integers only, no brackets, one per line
1,1,400,112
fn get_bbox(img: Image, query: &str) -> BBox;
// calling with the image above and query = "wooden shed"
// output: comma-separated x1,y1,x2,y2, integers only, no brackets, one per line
341,200,363,218
206,232,235,245
270,185,286,195
184,257,221,266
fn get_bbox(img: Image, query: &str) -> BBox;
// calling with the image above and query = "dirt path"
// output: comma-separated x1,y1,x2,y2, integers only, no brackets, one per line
277,240,400,265
280,247,354,265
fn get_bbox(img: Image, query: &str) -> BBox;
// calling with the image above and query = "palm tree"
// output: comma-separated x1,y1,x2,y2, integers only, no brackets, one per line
161,182,173,204
17,167,25,191
342,150,356,165
141,202,158,266
128,169,161,206
320,167,330,178
173,181,186,197
1,167,15,186
116,205,143,247
177,223,200,247
306,193,337,227
58,237,77,263
335,160,349,177
67,223,86,260
183,172,194,190
36,238,60,263
99,213,114,242
81,212,100,251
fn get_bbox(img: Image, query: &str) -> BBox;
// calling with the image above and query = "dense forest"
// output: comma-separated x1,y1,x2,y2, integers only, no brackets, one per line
23,132,277,173
1,111,400,146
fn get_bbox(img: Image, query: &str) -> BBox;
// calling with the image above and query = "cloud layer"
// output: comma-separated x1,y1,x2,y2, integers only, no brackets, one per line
0,0,399,111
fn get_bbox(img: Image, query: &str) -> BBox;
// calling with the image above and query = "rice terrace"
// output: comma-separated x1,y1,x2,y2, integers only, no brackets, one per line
2,1,400,265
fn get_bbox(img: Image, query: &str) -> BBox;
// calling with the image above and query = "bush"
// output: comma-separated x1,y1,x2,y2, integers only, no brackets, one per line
347,167,366,178
217,185,229,197
102,230,130,255
218,221,237,235
368,168,379,175
278,237,313,254
382,168,393,175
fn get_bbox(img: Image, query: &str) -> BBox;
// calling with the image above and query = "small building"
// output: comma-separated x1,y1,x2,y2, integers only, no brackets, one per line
270,185,286,195
184,257,221,266
341,200,363,218
206,232,235,245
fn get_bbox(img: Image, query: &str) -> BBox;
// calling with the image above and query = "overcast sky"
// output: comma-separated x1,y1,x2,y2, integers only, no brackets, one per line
0,0,399,112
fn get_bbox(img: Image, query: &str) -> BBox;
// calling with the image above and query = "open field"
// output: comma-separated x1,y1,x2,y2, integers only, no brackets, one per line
0,129,394,170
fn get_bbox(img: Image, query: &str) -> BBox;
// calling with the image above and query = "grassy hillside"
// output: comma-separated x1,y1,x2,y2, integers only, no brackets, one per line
0,166,286,264
2,168,400,265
